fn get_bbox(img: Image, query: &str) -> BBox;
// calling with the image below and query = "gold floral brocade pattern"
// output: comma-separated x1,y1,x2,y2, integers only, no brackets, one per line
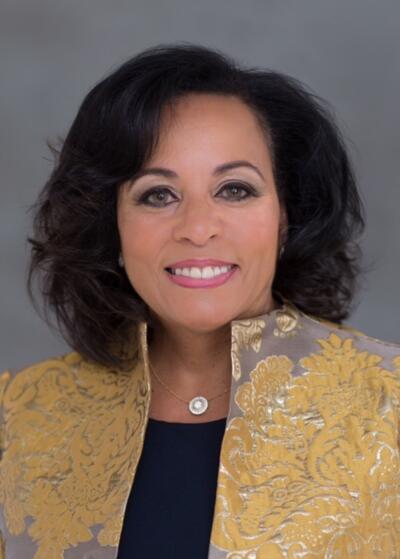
0,307,399,559
273,306,300,339
210,333,400,558
231,319,266,381
0,353,148,559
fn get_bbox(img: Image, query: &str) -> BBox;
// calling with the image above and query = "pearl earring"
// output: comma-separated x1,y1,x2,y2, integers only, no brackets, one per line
118,253,124,267
279,245,286,258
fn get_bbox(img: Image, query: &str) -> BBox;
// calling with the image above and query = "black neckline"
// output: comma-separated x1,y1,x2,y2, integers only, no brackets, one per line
148,416,227,427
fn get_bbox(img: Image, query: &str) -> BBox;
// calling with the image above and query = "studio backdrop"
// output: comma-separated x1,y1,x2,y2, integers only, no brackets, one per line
1,0,399,370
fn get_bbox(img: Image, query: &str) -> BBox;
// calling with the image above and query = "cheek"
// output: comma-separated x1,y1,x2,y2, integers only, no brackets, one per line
118,218,169,295
118,216,157,260
118,219,160,298
236,205,280,259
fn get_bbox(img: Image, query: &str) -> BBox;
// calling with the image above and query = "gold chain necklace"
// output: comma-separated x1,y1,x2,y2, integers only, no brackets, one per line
148,361,231,416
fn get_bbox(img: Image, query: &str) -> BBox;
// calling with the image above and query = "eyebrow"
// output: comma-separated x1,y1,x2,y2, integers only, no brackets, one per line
130,160,265,183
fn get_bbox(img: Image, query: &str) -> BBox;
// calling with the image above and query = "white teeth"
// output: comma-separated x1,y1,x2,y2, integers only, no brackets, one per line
170,265,234,279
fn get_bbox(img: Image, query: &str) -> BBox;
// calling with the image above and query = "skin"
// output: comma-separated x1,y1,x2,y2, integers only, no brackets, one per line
117,93,285,422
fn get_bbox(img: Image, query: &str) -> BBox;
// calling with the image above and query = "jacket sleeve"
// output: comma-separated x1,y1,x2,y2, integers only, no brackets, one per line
0,371,11,461
0,370,11,558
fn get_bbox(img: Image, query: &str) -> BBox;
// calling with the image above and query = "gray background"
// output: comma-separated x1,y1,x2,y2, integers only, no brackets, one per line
1,0,399,371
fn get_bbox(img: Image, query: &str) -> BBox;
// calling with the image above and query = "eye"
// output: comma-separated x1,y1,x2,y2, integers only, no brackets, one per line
135,181,257,207
217,182,256,201
136,187,177,207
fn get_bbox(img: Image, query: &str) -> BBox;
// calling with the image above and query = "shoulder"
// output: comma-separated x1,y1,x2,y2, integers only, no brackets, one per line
1,351,90,400
0,353,79,427
305,310,398,348
0,350,144,418
294,306,400,373
0,351,134,418
0,351,144,467
2,351,82,376
0,353,79,462
276,306,400,427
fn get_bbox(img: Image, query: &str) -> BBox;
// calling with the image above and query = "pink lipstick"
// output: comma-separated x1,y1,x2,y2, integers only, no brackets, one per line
165,260,239,289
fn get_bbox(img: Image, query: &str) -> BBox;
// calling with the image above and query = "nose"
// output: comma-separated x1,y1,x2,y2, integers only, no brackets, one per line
172,197,222,245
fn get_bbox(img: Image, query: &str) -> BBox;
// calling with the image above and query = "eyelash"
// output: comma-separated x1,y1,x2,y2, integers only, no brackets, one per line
135,182,257,207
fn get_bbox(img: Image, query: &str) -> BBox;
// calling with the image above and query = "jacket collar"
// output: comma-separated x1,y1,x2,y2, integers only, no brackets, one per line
136,300,300,386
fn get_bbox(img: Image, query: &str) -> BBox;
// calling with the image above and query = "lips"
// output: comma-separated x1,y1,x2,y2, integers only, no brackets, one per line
165,262,239,288
165,258,237,270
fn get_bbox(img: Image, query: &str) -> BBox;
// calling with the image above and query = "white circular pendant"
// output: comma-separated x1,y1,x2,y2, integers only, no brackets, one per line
189,396,209,415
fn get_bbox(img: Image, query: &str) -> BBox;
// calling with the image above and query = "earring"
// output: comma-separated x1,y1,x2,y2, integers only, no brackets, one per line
118,253,124,267
279,245,286,258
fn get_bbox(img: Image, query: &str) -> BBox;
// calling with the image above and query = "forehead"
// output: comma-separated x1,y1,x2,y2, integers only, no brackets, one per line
151,93,272,164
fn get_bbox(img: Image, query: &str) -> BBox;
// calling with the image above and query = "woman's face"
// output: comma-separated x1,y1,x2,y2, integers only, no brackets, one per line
117,93,284,333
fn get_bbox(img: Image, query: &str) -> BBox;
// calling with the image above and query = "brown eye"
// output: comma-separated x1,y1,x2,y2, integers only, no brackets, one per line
218,182,255,201
136,182,257,207
137,187,176,207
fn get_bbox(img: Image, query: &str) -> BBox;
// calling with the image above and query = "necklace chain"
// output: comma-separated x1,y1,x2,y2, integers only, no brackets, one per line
148,361,231,405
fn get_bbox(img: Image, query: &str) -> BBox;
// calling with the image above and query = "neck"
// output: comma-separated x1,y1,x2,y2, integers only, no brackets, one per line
146,297,279,397
148,320,232,397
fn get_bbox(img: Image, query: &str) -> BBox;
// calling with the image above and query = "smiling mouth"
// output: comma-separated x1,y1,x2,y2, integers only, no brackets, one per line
165,264,238,279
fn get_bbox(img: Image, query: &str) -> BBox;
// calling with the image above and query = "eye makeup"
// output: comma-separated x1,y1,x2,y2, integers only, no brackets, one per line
133,181,260,208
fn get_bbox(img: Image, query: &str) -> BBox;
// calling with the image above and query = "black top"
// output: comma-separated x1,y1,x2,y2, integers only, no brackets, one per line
117,416,227,559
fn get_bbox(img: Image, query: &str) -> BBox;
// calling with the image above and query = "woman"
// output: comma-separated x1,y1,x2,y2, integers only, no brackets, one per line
0,43,399,559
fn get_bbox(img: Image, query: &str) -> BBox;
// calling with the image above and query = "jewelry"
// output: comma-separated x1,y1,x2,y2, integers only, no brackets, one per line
279,244,286,258
148,361,231,416
118,253,124,267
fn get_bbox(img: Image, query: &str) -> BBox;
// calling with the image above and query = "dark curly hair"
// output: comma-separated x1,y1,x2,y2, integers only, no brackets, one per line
27,42,365,368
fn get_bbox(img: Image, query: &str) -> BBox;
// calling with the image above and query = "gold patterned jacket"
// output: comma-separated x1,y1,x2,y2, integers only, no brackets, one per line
0,303,399,559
